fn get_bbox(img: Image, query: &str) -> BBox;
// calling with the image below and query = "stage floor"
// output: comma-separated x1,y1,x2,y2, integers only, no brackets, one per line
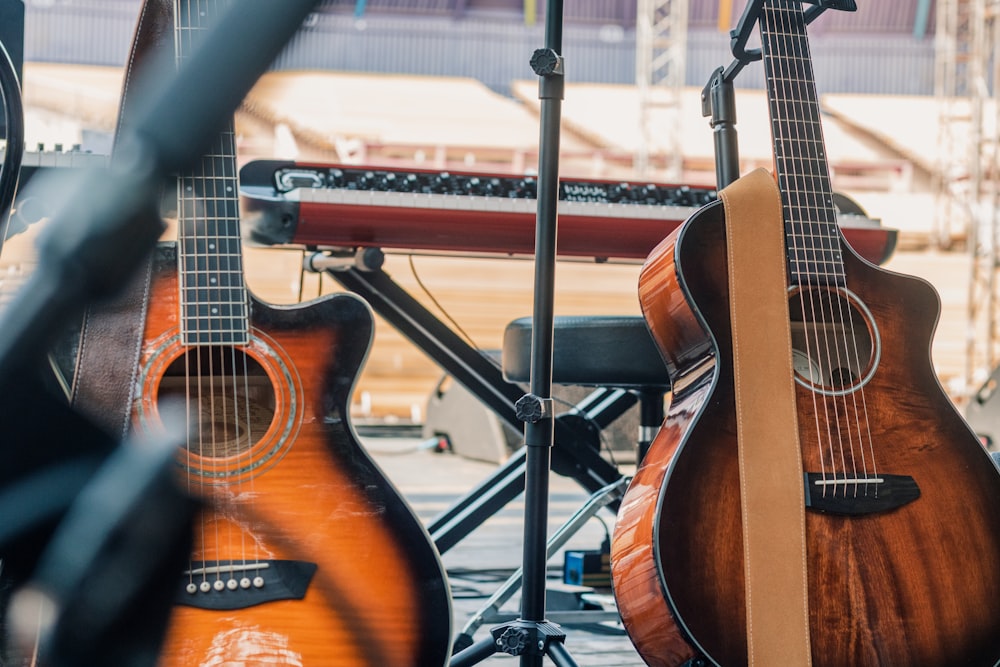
365,433,644,666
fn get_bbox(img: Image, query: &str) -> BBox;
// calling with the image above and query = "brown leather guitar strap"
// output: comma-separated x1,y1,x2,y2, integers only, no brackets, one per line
71,258,153,439
718,167,812,666
70,0,171,439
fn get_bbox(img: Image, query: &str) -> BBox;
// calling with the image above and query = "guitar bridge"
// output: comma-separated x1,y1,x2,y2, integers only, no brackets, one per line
803,472,920,515
176,559,316,610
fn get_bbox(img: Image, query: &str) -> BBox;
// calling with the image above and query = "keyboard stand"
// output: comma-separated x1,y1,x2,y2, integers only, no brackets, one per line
326,262,629,555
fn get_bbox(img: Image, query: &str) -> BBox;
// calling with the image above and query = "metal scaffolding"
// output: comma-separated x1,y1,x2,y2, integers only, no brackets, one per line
933,0,976,251
936,0,1000,397
634,0,688,179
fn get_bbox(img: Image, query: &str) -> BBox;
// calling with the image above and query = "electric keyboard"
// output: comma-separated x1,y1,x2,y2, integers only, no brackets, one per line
239,159,897,264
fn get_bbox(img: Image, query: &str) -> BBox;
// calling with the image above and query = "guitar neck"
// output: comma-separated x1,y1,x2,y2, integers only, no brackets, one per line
174,0,249,346
760,0,846,288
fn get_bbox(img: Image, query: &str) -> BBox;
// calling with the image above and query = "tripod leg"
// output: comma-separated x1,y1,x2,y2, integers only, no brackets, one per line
450,635,499,667
546,640,577,667
452,477,628,651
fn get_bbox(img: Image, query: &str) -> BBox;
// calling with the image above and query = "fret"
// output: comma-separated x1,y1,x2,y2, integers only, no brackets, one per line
786,235,842,255
179,177,238,191
184,302,248,318
181,254,243,271
178,216,240,232
784,215,841,230
779,177,835,193
180,265,245,276
761,0,845,287
773,150,831,166
179,174,238,186
188,158,238,172
180,239,243,256
180,277,242,291
184,330,251,346
770,104,821,120
178,203,239,222
788,255,844,270
183,285,243,308
175,0,247,346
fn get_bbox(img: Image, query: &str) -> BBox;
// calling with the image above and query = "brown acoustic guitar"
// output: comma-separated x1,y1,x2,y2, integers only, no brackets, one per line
610,2,1000,665
127,1,452,664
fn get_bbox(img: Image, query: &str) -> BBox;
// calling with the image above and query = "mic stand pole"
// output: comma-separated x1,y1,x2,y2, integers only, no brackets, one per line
701,65,740,190
449,1,575,665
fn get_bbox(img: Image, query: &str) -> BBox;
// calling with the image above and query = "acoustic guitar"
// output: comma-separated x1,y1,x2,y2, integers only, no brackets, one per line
610,2,1000,665
128,2,452,664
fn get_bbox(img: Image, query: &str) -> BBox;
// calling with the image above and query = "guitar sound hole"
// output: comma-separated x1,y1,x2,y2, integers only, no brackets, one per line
157,346,276,459
789,287,879,394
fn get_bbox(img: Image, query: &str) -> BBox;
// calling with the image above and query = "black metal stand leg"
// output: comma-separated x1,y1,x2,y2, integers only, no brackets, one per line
636,388,666,462
546,641,577,667
450,635,500,667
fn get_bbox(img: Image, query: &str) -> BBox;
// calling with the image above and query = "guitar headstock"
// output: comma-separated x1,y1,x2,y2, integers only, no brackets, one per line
729,0,858,67
805,0,857,11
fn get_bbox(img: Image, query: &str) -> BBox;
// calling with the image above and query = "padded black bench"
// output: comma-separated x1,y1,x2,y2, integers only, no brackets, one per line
501,315,670,461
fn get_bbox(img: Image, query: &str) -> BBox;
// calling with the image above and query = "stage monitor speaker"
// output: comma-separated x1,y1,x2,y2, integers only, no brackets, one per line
422,373,641,465
423,374,522,464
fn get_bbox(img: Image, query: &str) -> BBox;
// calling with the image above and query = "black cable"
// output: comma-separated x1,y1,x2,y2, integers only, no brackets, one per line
0,37,24,254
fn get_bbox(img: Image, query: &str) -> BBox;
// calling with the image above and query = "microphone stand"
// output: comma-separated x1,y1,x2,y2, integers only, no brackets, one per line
449,1,575,665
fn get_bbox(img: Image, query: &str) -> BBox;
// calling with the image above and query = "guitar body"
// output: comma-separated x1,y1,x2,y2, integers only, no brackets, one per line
134,244,451,666
611,200,1000,666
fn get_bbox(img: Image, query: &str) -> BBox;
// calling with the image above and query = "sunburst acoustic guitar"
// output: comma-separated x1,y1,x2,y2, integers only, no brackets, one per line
121,1,452,664
610,1,1000,665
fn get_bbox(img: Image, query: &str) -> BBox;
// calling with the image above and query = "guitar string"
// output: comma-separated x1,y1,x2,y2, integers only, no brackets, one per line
179,0,262,593
207,0,260,588
207,84,237,585
771,1,857,494
191,0,225,594
175,0,202,592
767,1,879,495
221,82,264,586
769,1,850,493
782,1,879,493
217,126,239,578
771,2,853,492
762,1,835,492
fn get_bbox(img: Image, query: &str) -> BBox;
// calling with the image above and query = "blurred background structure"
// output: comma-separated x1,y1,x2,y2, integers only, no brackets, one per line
7,0,1000,437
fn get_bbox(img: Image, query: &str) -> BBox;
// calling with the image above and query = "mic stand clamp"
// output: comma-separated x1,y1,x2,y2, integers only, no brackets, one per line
515,393,552,424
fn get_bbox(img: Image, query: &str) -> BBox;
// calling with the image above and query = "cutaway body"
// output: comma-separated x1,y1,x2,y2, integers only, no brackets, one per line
611,200,1000,666
136,245,450,667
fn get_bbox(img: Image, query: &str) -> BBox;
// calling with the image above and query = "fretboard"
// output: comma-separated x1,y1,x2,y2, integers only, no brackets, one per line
175,0,249,345
760,0,846,287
